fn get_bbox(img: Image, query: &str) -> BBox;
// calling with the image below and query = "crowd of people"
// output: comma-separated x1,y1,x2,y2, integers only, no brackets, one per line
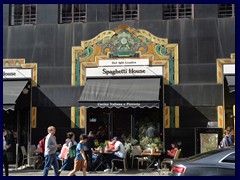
3,125,234,176
39,125,126,176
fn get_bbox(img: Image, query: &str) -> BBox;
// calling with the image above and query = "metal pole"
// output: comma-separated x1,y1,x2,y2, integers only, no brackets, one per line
15,143,18,170
131,114,133,138
27,80,33,166
15,110,20,169
162,77,165,152
108,110,111,140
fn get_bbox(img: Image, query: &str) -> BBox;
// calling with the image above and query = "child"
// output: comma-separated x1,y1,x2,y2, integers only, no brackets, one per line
68,134,88,176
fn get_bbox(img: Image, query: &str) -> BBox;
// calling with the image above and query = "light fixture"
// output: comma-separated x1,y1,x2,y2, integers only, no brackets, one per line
22,88,29,94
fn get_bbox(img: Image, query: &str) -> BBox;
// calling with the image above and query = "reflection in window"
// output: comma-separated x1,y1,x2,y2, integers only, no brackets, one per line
10,4,36,25
110,4,139,22
59,4,87,24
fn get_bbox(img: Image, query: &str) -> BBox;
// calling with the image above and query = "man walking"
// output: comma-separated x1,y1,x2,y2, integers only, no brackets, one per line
83,131,96,172
43,126,61,176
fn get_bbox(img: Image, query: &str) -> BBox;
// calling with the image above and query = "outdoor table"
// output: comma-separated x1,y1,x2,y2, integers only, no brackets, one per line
141,152,162,171
94,151,113,171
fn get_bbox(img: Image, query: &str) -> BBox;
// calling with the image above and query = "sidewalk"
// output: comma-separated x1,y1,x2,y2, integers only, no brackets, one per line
4,164,171,176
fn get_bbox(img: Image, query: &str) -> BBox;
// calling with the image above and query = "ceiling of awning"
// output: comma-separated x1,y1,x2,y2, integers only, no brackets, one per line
3,80,29,110
78,78,161,108
225,75,235,93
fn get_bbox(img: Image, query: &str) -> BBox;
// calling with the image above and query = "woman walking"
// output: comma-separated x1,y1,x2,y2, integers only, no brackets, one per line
58,132,77,175
68,134,88,176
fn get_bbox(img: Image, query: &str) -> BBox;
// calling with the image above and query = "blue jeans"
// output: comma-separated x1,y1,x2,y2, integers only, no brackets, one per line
43,154,59,176
105,154,123,169
60,157,74,171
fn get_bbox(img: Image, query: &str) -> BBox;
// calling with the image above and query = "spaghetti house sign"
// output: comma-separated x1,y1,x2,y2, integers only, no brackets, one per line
86,59,163,77
79,59,163,108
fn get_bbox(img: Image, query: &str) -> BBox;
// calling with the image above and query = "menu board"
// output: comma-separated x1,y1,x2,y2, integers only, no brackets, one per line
200,133,219,153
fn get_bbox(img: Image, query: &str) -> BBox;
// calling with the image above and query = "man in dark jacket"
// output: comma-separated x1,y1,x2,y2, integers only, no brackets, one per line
83,131,96,172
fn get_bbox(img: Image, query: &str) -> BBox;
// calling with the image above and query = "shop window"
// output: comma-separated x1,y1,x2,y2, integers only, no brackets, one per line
59,4,87,24
10,4,37,26
163,4,193,20
218,4,235,18
110,4,139,22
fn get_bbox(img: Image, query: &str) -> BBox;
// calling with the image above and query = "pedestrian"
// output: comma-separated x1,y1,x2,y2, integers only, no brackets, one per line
58,132,77,175
83,131,96,172
43,126,61,176
3,129,10,176
68,134,88,176
219,126,234,148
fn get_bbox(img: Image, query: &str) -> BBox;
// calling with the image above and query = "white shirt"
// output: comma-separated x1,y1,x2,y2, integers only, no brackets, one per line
114,141,126,158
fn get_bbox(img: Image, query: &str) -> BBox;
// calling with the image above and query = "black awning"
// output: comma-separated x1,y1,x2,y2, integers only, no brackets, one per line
225,75,235,93
3,80,29,110
3,105,15,111
78,78,161,108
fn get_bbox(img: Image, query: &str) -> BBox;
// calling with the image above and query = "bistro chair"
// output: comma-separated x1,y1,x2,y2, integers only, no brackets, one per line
131,145,150,170
111,152,127,173
161,149,182,170
20,146,39,169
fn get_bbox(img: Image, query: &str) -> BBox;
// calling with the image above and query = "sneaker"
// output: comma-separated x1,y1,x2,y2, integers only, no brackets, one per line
154,162,158,167
58,170,62,175
103,168,110,172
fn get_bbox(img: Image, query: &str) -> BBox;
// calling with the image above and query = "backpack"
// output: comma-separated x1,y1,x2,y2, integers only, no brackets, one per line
68,144,76,158
38,137,46,154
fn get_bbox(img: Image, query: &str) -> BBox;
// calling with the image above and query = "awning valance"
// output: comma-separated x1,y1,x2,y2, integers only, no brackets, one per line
78,78,161,108
3,80,29,110
225,75,235,93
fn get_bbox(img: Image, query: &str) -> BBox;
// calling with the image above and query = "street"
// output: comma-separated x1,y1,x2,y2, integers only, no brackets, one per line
4,164,171,176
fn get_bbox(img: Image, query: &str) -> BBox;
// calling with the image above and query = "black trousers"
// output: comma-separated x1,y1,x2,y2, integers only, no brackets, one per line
3,151,9,176
84,150,93,171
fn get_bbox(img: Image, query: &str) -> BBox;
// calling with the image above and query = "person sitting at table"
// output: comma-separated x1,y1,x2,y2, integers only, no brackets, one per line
92,139,115,171
103,136,126,172
106,139,115,151
92,146,105,170
154,141,179,168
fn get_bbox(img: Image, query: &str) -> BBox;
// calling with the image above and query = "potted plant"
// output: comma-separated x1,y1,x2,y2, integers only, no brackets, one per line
99,143,105,153
150,143,157,153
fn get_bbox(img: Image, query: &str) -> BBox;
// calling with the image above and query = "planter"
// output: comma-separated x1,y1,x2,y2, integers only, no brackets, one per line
150,148,156,154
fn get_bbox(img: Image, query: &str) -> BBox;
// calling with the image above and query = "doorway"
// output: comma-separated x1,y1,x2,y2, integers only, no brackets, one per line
3,109,30,165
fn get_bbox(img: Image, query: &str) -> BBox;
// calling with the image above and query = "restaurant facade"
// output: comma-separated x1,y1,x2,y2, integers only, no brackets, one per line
3,4,235,163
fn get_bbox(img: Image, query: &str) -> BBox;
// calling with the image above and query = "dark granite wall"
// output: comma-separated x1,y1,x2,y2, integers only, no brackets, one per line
3,4,235,133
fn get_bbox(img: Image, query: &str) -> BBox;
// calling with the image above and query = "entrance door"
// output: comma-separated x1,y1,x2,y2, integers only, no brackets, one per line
3,109,30,166
112,108,132,139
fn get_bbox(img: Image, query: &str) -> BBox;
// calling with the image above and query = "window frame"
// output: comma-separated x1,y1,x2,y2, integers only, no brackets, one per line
59,4,87,24
163,4,194,20
220,152,235,164
110,4,139,22
218,4,235,18
10,4,37,26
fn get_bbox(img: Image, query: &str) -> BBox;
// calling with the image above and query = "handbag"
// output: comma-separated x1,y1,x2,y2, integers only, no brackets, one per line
59,144,69,159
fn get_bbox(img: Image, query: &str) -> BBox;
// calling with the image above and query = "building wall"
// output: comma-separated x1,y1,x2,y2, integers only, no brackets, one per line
3,4,235,143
